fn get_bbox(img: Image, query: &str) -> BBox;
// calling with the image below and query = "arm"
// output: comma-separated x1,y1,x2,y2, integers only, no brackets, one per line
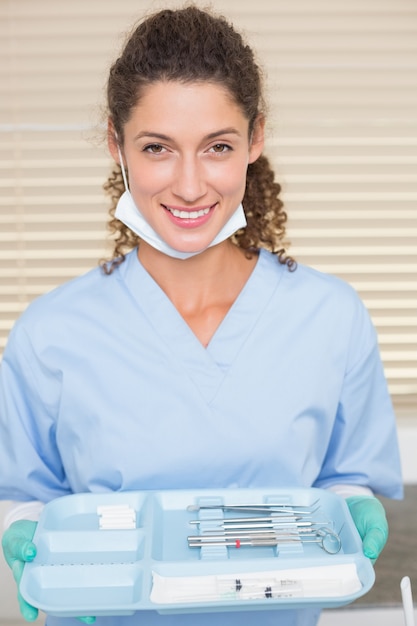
0,321,72,503
315,297,403,499
316,299,401,560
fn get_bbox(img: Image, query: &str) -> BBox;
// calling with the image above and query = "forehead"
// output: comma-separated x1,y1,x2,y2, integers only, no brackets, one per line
127,80,249,134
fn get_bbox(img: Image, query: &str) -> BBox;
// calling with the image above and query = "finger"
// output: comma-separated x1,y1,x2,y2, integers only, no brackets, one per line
19,539,37,562
4,535,36,565
17,591,39,622
362,527,388,560
11,559,25,584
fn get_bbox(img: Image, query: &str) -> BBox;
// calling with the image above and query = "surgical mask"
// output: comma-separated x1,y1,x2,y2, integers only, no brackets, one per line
114,145,247,260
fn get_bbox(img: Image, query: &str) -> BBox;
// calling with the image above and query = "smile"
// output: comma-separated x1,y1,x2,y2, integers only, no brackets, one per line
165,206,211,219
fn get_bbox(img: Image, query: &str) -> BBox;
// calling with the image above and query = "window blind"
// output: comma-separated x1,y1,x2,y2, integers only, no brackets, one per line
1,0,416,414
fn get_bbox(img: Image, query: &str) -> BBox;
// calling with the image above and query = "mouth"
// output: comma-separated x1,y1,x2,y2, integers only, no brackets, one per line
163,205,213,220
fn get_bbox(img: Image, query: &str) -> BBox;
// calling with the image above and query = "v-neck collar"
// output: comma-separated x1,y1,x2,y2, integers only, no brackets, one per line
119,248,284,403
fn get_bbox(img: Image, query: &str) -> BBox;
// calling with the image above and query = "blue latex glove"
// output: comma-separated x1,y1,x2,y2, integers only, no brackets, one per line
346,495,389,562
2,520,95,623
2,520,38,621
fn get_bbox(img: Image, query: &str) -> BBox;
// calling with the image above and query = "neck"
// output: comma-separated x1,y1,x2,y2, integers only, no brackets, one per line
138,240,241,302
137,240,258,345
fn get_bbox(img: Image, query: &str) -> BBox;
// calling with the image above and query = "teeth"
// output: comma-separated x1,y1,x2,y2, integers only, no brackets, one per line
168,207,210,219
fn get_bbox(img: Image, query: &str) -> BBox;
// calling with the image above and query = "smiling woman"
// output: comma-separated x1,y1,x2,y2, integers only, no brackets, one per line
0,5,404,626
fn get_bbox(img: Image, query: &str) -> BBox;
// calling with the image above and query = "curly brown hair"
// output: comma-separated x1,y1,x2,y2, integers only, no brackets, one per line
102,5,295,273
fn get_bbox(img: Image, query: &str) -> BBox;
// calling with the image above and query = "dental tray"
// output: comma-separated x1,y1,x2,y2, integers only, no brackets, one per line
20,487,375,617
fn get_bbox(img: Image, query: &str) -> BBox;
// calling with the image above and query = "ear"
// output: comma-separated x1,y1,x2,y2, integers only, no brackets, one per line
107,118,122,164
248,114,265,164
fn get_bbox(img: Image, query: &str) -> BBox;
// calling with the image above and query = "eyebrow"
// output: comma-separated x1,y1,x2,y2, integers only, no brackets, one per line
206,127,242,140
134,127,242,142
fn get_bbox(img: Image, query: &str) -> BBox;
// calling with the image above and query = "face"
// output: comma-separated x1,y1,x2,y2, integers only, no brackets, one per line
109,81,264,254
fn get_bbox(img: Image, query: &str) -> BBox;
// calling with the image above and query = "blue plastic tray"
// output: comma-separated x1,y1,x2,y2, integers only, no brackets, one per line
20,488,375,617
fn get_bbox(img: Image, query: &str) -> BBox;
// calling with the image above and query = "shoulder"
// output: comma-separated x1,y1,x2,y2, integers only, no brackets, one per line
292,261,360,302
6,253,134,350
261,249,362,304
22,264,113,317
259,250,375,341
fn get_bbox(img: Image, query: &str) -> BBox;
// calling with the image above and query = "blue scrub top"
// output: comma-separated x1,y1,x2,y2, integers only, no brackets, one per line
0,248,403,626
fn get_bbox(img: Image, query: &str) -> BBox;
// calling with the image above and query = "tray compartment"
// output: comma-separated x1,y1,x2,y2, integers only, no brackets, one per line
186,491,328,562
40,491,148,531
22,563,143,615
151,495,193,562
34,529,145,565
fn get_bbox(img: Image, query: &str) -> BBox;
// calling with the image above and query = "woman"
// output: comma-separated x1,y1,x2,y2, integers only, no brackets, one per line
0,6,402,626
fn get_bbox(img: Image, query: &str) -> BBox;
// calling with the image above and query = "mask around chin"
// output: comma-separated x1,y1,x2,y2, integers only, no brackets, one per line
114,190,247,260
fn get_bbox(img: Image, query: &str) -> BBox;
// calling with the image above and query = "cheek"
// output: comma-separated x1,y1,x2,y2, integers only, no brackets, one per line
130,164,171,197
208,159,249,194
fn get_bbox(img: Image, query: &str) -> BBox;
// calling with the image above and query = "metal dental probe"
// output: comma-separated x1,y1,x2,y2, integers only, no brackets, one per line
186,501,319,515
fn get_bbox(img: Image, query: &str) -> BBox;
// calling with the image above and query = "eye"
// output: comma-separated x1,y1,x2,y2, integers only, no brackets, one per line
144,143,165,154
209,143,231,154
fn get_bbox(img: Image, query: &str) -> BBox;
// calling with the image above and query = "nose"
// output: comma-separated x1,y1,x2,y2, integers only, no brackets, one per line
171,155,206,203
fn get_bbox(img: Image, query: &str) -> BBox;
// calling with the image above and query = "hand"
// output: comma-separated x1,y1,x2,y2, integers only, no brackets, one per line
346,495,389,562
2,520,38,621
2,520,96,624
